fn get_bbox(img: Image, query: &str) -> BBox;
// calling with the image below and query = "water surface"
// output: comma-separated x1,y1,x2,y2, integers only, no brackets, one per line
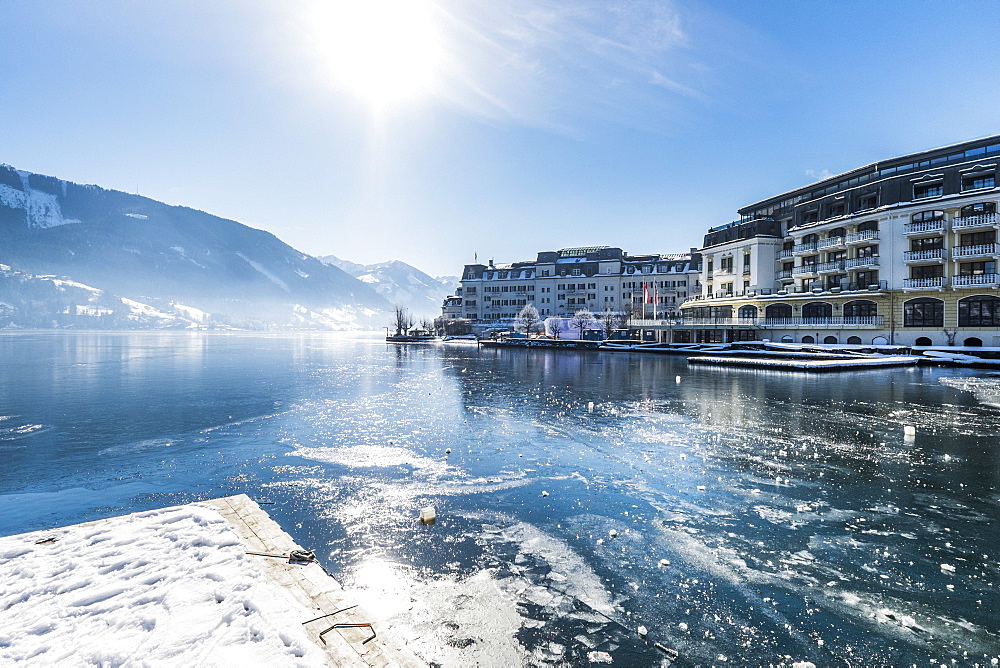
1,332,998,665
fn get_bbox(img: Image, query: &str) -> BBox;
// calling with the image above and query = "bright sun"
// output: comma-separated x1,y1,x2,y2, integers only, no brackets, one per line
312,0,443,108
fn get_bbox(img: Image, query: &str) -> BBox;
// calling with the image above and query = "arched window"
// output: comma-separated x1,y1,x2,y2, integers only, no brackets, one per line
911,210,943,224
958,295,1000,327
824,336,838,344
857,220,879,232
847,336,862,344
802,302,833,319
960,202,997,218
915,337,933,346
780,335,794,343
765,303,792,319
802,335,816,344
827,227,846,239
803,233,819,244
738,305,758,319
844,300,878,318
872,336,889,345
903,298,944,327
710,306,732,320
965,337,984,347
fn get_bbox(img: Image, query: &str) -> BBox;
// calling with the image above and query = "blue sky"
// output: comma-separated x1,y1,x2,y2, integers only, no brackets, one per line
3,0,1000,276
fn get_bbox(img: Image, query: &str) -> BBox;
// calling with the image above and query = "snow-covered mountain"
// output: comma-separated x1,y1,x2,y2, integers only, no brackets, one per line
0,164,392,329
318,256,458,318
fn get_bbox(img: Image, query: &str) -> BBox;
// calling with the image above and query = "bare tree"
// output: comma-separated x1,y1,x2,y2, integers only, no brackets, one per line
546,317,564,339
392,305,413,336
514,303,542,335
597,307,626,340
420,317,434,333
569,309,595,340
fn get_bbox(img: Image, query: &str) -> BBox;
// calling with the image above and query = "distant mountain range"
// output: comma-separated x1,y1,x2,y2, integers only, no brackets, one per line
0,164,450,330
318,255,458,319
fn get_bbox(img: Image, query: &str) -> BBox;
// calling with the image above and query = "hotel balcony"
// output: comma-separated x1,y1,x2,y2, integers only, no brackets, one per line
818,236,847,250
904,219,945,235
953,213,997,230
953,273,1000,287
845,256,880,269
680,316,884,329
903,249,946,262
793,241,819,254
816,260,846,274
792,264,819,276
952,243,998,258
776,249,794,260
845,230,880,244
902,277,946,289
776,269,794,280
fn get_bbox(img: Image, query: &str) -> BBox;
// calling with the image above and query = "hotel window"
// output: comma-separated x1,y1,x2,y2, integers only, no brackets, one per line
856,245,878,258
910,237,942,251
828,202,846,217
855,270,878,286
959,231,996,247
903,298,944,327
958,295,1000,326
959,261,996,276
911,210,944,223
913,182,943,199
857,193,878,210
960,202,997,217
802,209,819,224
572,268,581,276
962,173,995,191
911,265,943,279
742,254,751,273
844,300,877,317
857,220,878,232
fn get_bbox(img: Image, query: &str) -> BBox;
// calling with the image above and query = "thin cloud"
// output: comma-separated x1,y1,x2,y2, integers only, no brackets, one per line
432,0,702,133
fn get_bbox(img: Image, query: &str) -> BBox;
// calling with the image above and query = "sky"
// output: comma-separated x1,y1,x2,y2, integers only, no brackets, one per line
2,0,1000,277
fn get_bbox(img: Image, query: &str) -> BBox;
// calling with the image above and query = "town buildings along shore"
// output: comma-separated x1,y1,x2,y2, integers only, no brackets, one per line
442,135,1000,347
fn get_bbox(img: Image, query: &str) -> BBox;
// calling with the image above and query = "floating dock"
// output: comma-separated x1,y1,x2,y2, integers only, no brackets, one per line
0,495,422,667
687,354,922,372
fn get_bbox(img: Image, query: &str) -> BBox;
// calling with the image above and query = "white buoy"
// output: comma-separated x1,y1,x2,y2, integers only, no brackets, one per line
445,448,452,454
419,506,437,524
541,490,549,497
679,453,687,460
637,625,648,637
675,376,681,383
904,425,916,437
678,622,688,632
658,558,670,567
696,485,706,492
609,529,619,538
588,401,595,412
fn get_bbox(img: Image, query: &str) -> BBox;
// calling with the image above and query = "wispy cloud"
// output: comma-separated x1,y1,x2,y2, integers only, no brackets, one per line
432,0,701,133
805,168,834,182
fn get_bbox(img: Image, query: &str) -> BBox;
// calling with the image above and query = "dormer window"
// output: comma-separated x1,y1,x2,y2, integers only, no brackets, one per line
857,193,878,210
962,172,995,191
913,182,943,200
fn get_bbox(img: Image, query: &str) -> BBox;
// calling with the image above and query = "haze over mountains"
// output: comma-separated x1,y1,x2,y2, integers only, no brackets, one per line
318,255,458,320
0,164,448,330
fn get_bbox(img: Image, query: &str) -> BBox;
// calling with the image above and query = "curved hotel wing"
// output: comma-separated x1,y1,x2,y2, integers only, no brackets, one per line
680,135,1000,347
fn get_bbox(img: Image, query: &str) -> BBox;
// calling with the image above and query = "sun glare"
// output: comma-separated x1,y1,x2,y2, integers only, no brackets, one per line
313,0,443,108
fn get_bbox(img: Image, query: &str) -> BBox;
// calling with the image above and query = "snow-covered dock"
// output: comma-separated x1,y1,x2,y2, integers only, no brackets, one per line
0,495,422,667
687,354,921,371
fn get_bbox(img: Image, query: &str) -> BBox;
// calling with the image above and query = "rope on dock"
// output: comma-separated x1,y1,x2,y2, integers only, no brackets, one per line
245,549,317,563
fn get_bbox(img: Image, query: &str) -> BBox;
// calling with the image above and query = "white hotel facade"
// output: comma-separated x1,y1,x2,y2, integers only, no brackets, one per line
678,135,1000,347
451,246,701,330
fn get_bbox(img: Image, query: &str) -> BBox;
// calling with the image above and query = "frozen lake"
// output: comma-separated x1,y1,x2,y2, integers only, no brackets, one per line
1,331,998,665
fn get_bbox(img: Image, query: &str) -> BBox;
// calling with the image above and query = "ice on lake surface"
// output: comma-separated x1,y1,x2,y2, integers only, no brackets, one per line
1,331,999,666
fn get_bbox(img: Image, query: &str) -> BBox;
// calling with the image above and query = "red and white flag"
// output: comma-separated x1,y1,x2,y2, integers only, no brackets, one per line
643,283,650,304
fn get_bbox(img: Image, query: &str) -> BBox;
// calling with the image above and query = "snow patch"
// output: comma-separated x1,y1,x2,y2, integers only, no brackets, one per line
0,182,80,230
235,253,289,292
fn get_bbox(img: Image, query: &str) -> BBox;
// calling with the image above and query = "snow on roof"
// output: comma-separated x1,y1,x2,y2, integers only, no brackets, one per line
0,503,327,665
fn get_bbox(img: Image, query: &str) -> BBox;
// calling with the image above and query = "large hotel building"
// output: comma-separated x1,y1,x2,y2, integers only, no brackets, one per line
444,135,1000,346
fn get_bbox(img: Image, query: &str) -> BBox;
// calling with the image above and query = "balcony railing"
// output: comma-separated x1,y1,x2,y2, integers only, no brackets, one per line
793,242,819,254
903,277,946,288
953,273,1000,286
777,249,794,260
952,243,998,258
816,260,846,273
818,236,847,249
953,213,997,229
845,256,879,268
680,316,884,328
792,264,819,275
776,269,793,279
903,219,944,234
903,248,945,261
845,230,879,244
